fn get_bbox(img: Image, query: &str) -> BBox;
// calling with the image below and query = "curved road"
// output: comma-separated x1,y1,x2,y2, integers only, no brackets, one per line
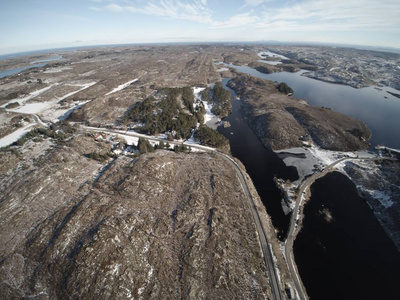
84,126,284,300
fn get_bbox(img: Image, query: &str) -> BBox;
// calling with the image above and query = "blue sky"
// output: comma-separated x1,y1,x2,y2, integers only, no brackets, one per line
1,0,399,54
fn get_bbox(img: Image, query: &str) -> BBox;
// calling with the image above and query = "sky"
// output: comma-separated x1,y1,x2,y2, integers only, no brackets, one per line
0,0,399,54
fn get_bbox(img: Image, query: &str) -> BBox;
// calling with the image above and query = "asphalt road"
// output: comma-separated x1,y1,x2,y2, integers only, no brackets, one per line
84,126,284,300
220,154,283,300
284,157,349,300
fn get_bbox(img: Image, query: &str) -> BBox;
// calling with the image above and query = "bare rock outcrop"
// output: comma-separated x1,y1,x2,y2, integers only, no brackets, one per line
0,146,271,299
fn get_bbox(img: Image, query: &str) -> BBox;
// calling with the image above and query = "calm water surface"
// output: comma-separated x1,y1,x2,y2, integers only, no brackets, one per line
295,172,400,299
0,55,63,79
0,63,47,79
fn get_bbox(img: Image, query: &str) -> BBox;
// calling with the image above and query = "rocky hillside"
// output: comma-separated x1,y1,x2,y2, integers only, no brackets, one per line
228,74,371,151
0,137,271,299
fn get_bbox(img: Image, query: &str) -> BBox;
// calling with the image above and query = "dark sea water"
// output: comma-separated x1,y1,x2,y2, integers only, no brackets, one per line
295,172,400,299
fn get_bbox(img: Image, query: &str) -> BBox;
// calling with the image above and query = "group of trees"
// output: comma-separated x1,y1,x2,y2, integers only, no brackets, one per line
211,83,232,118
276,82,294,95
121,87,204,140
199,83,232,118
194,125,229,148
11,121,76,147
121,84,231,149
174,144,191,153
85,152,116,162
137,138,173,154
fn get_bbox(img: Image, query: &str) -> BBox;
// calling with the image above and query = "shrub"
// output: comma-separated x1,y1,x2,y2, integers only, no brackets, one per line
277,82,294,95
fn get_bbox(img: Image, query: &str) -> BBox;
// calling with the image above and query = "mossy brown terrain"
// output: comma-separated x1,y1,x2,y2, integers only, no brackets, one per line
227,74,371,151
0,136,271,299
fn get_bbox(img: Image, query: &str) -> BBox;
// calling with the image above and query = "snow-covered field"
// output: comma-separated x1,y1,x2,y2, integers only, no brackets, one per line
0,82,98,147
193,87,220,130
106,78,138,95
6,82,96,122
0,84,58,108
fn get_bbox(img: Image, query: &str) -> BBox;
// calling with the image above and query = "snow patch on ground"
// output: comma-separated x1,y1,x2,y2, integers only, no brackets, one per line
43,67,72,73
1,84,58,108
0,123,36,148
10,102,52,114
54,100,90,122
308,146,338,166
202,101,220,129
358,187,394,208
106,78,138,95
7,82,96,122
192,87,220,130
121,135,140,147
216,67,229,72
258,60,282,65
257,51,289,60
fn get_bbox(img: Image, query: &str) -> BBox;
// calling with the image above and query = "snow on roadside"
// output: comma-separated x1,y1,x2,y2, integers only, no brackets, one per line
106,78,138,95
118,135,139,147
308,146,338,166
50,100,90,122
0,123,36,148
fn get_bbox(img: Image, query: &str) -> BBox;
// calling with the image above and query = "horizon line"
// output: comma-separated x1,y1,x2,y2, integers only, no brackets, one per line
1,40,400,58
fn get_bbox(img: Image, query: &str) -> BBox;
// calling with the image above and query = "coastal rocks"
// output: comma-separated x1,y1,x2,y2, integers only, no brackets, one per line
221,120,231,128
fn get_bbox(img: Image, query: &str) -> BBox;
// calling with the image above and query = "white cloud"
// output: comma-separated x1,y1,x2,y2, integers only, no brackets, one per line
89,0,400,33
105,3,124,12
91,0,212,23
257,0,400,31
211,12,259,28
243,0,268,7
